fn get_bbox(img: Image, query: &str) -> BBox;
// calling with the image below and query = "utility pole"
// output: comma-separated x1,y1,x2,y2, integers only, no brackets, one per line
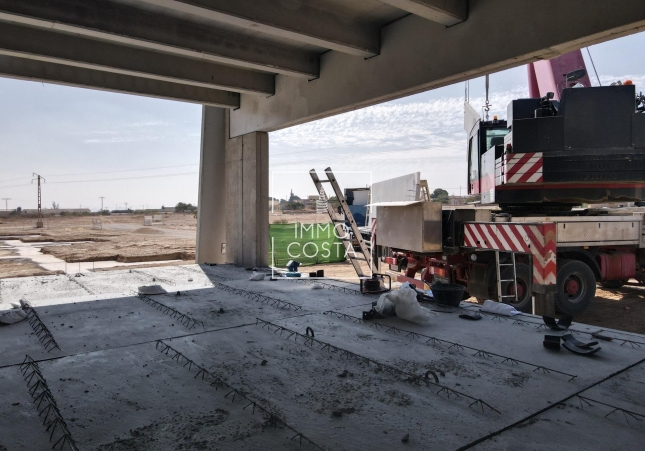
1,198,11,211
99,197,105,212
32,173,45,228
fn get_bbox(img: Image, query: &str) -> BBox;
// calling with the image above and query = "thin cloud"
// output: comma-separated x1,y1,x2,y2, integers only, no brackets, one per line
84,136,159,144
271,87,527,153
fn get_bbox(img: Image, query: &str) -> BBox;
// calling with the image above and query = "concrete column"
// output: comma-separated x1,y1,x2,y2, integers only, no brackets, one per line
196,107,269,267
196,106,227,264
224,111,269,267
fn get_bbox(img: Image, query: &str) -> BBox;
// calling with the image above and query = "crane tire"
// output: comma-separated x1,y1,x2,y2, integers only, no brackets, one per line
555,259,596,315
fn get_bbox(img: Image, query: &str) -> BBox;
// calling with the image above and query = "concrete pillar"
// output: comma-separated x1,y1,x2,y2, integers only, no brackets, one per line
196,107,269,267
225,112,269,267
196,106,227,264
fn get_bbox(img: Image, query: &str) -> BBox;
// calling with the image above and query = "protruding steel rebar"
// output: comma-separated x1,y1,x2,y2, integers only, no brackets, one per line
19,356,79,451
322,310,578,382
24,307,61,352
138,295,204,330
281,277,362,295
574,395,645,424
215,283,303,311
472,309,645,348
154,340,324,449
255,318,501,415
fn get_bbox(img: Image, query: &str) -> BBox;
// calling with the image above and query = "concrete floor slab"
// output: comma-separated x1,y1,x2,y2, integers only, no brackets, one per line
0,364,57,450
0,344,308,450
0,274,88,309
0,264,644,450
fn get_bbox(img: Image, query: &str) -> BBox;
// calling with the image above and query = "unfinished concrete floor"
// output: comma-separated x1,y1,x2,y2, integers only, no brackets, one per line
1,264,644,450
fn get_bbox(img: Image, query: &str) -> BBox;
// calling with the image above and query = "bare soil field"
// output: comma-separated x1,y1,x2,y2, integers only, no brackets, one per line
0,213,195,277
0,258,63,278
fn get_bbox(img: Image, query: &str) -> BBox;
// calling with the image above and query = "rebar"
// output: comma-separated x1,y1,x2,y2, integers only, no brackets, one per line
154,340,324,449
66,274,94,295
138,295,204,330
215,283,303,311
465,308,645,349
24,307,61,352
323,311,578,382
190,265,233,281
255,318,500,415
132,269,173,285
19,356,79,451
574,395,645,424
281,278,362,295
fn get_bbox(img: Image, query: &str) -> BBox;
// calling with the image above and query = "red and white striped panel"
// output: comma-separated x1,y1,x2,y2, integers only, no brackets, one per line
463,222,557,286
496,152,543,185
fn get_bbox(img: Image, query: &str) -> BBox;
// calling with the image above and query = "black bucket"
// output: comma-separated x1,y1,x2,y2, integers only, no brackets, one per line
431,283,466,307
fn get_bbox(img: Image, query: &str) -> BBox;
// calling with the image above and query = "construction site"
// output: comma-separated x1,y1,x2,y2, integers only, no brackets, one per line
2,1,645,450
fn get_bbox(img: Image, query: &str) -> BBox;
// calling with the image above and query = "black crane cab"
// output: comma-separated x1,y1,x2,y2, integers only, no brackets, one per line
466,116,509,203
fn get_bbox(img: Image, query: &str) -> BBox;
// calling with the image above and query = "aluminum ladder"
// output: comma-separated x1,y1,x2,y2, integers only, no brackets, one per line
310,167,372,278
495,251,519,304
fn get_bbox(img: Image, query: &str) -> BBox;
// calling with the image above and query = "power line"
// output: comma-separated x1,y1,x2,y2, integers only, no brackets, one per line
0,176,32,184
46,171,199,184
0,164,199,185
44,163,199,178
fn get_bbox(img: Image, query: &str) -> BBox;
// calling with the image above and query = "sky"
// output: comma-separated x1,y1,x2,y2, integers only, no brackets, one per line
1,32,645,211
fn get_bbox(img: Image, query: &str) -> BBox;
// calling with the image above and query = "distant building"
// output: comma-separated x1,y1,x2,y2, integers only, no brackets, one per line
447,196,468,206
22,208,91,215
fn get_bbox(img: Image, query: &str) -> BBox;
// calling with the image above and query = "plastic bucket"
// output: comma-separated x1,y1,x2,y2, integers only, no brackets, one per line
431,283,466,307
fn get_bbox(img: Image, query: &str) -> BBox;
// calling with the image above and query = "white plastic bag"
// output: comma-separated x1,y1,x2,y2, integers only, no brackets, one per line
481,299,520,316
377,287,435,324
375,292,396,316
248,272,265,281
0,309,27,325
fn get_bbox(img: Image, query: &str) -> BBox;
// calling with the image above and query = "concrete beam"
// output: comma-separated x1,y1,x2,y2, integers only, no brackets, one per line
377,0,467,25
196,107,227,265
0,22,274,95
230,0,645,136
138,0,379,57
0,0,319,78
0,55,240,108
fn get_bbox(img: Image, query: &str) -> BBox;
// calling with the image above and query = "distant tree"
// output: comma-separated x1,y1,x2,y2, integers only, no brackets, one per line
51,201,59,209
430,188,450,204
327,196,341,209
175,202,197,213
16,207,21,213
286,201,304,210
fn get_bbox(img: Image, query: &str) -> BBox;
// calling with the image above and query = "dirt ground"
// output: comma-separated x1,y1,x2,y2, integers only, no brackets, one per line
2,213,645,334
0,258,63,278
0,214,195,277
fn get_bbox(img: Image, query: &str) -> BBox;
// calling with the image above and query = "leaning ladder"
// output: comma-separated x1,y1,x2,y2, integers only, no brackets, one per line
310,167,372,278
495,251,519,304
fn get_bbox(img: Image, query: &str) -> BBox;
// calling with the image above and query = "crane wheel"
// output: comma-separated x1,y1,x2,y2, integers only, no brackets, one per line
500,263,532,313
555,259,596,315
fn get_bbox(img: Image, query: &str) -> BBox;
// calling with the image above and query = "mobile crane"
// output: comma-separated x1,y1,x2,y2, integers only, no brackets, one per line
375,50,645,316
